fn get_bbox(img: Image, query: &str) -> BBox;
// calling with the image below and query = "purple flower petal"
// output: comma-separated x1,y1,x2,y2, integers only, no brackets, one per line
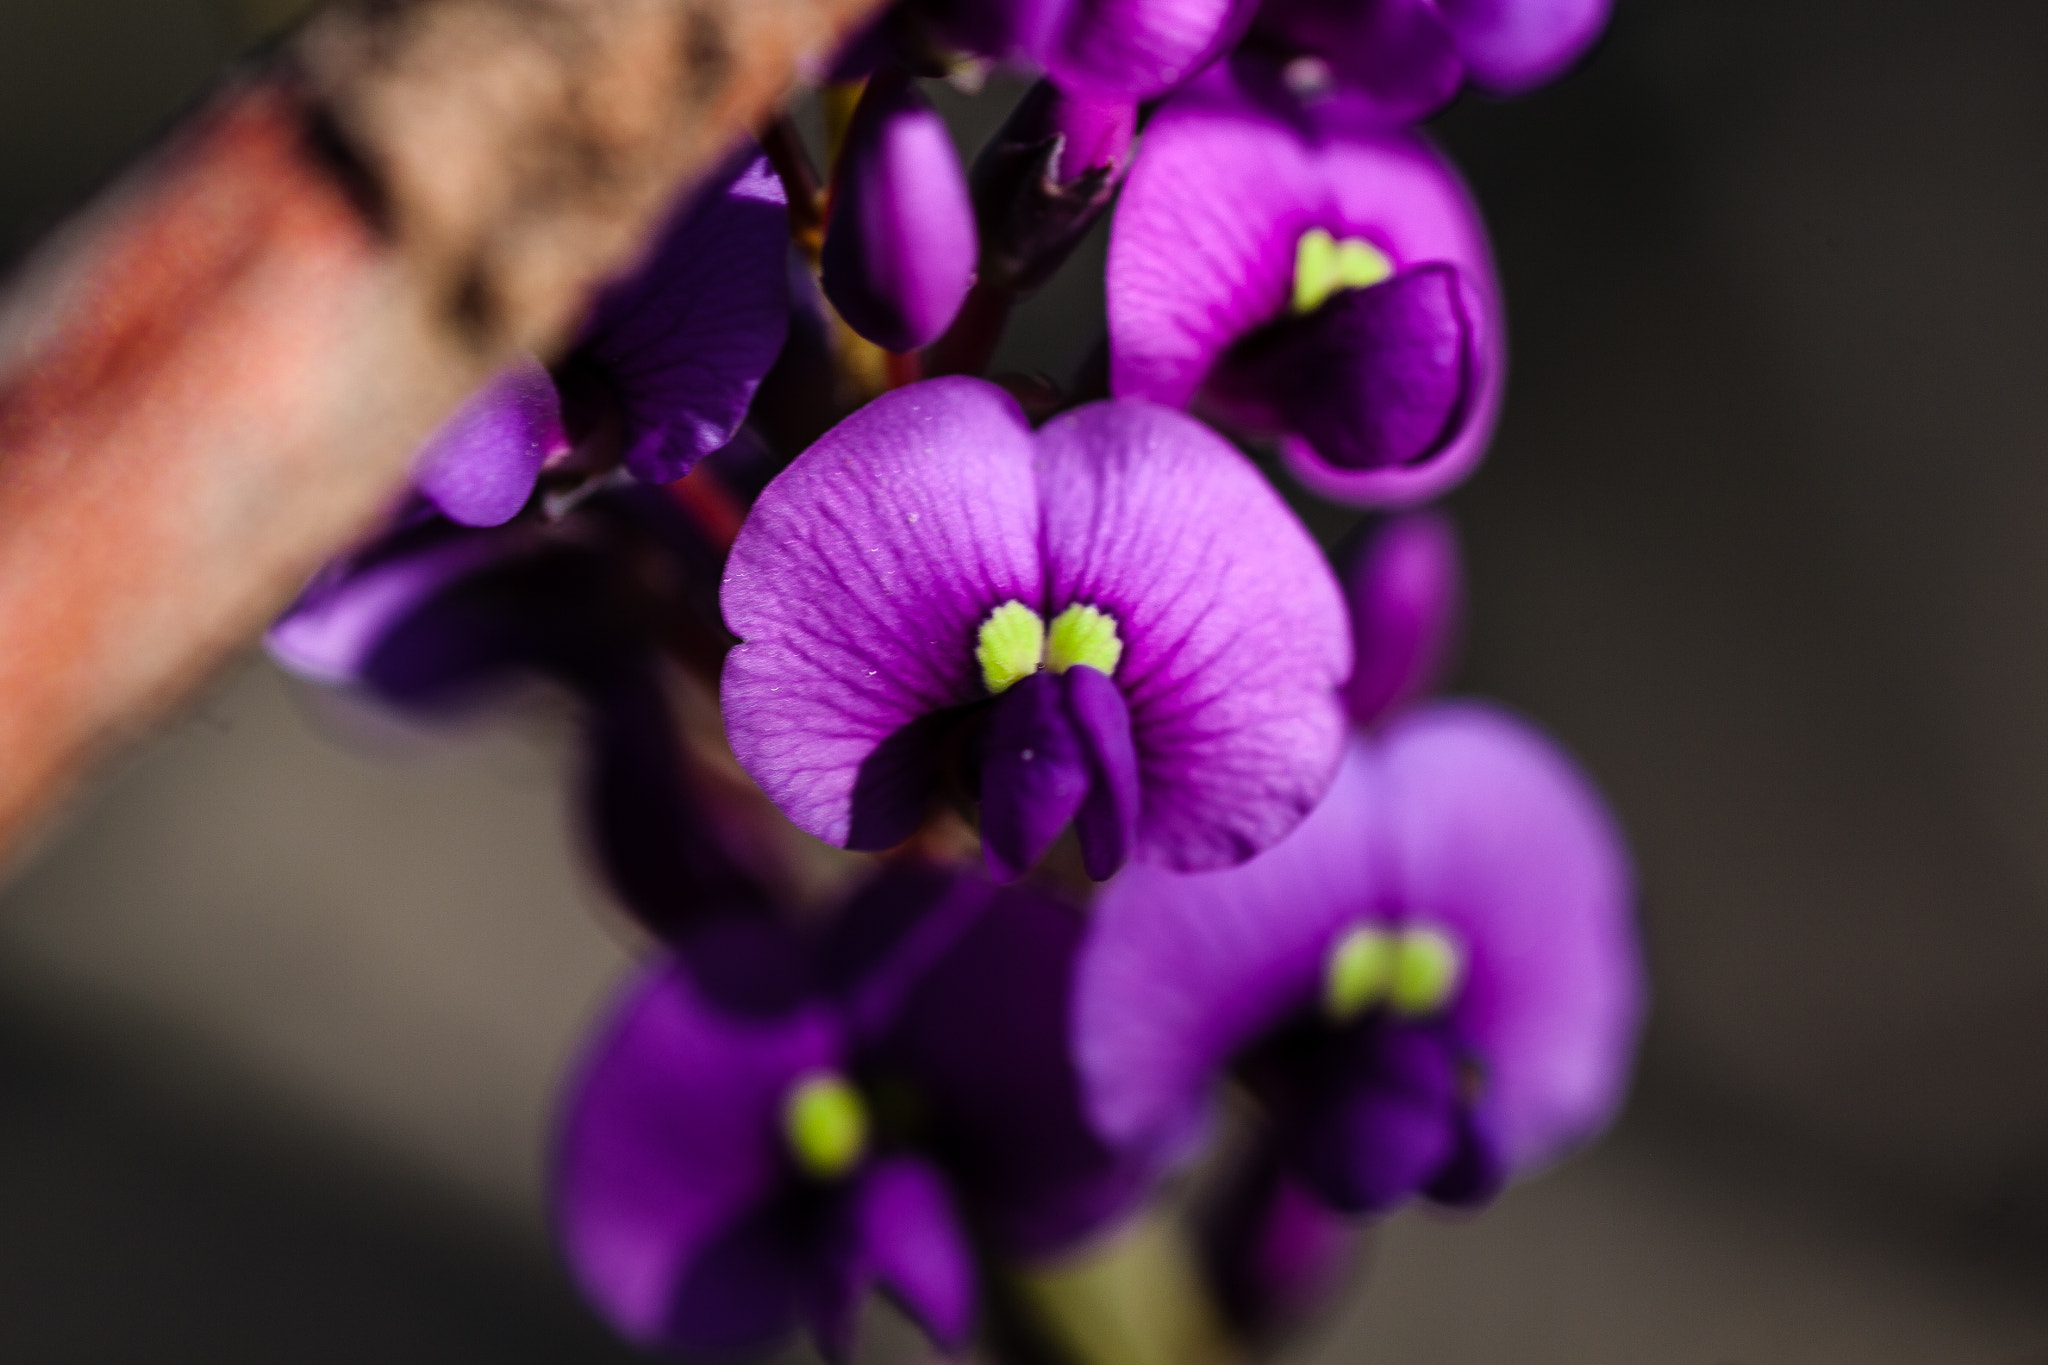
1209,263,1484,474
1076,738,1386,1161
1026,0,1260,102
1035,399,1350,870
822,72,977,352
854,1157,977,1348
1373,701,1642,1171
1197,1135,1361,1337
1107,66,1502,507
1248,0,1463,123
552,962,843,1351
266,519,539,688
1341,510,1462,728
722,378,1043,850
412,357,566,527
573,148,791,484
981,671,1095,882
863,880,1151,1257
1067,664,1141,880
1436,0,1612,93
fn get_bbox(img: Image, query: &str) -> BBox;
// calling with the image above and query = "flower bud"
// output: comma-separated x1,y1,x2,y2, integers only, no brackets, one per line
822,70,978,351
969,80,1137,295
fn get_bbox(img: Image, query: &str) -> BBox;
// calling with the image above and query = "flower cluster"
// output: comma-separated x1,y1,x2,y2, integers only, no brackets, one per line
270,2,1636,1360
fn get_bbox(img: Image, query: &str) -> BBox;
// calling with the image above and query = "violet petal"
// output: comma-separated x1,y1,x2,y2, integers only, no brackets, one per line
1027,0,1260,102
551,961,842,1349
981,671,1094,883
412,357,566,527
1036,399,1350,870
575,148,791,484
822,72,977,352
1249,0,1463,122
1275,1021,1463,1214
854,1157,977,1349
1341,510,1462,729
722,378,1042,850
1065,664,1141,880
1436,0,1612,94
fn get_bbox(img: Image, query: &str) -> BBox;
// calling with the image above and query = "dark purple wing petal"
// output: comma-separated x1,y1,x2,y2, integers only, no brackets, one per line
1375,702,1643,1172
1436,0,1611,93
854,1157,977,1349
412,357,565,526
1273,1020,1463,1214
981,671,1094,882
722,379,1043,850
1074,738,1385,1160
552,961,843,1348
575,149,791,484
1035,399,1349,870
1066,664,1141,879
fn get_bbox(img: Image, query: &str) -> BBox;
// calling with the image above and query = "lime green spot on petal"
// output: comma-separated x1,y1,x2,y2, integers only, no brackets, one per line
978,600,1047,694
1292,228,1395,315
784,1071,869,1179
1323,924,1394,1022
1389,927,1463,1017
1046,604,1124,678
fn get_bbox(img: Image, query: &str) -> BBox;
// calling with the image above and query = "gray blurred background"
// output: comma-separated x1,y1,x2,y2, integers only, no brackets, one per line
5,0,2048,1359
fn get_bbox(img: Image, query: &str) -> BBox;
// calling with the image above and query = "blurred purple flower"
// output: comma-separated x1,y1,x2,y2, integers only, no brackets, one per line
1107,65,1502,507
554,868,1148,1361
411,148,790,524
1074,701,1642,1216
822,71,978,352
719,376,1350,881
1342,510,1461,728
885,0,1257,102
1244,0,1611,121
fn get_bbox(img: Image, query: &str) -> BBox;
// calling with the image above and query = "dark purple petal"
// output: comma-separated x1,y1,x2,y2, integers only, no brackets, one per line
854,1157,977,1348
722,379,1042,850
821,864,998,1044
1036,399,1350,870
662,1203,812,1357
1208,263,1484,474
1373,702,1642,1172
1066,665,1141,880
412,357,565,527
1248,0,1463,122
1075,740,1385,1161
1341,510,1462,728
266,520,539,688
981,671,1094,882
1107,66,1502,507
574,148,791,484
1025,0,1260,102
1436,0,1611,93
1197,1135,1362,1338
1271,1021,1463,1214
552,961,843,1349
868,881,1151,1257
1423,1104,1508,1206
822,72,977,352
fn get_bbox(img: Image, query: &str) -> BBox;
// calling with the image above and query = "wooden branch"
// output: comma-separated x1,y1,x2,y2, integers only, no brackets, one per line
0,0,885,864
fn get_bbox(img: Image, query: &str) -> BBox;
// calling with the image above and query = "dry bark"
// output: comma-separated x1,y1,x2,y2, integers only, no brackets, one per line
0,0,884,863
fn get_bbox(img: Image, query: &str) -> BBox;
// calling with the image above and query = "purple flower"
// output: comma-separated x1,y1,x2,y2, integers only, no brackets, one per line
822,71,978,352
1244,0,1611,121
1342,510,1462,728
1107,65,1502,507
411,149,790,524
1074,701,1642,1215
719,376,1351,881
553,868,1148,1360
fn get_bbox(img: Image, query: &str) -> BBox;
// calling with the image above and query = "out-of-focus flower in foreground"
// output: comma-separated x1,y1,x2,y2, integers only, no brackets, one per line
1342,509,1462,728
554,868,1145,1361
412,149,790,525
1109,65,1501,507
719,376,1351,882
1075,701,1642,1213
